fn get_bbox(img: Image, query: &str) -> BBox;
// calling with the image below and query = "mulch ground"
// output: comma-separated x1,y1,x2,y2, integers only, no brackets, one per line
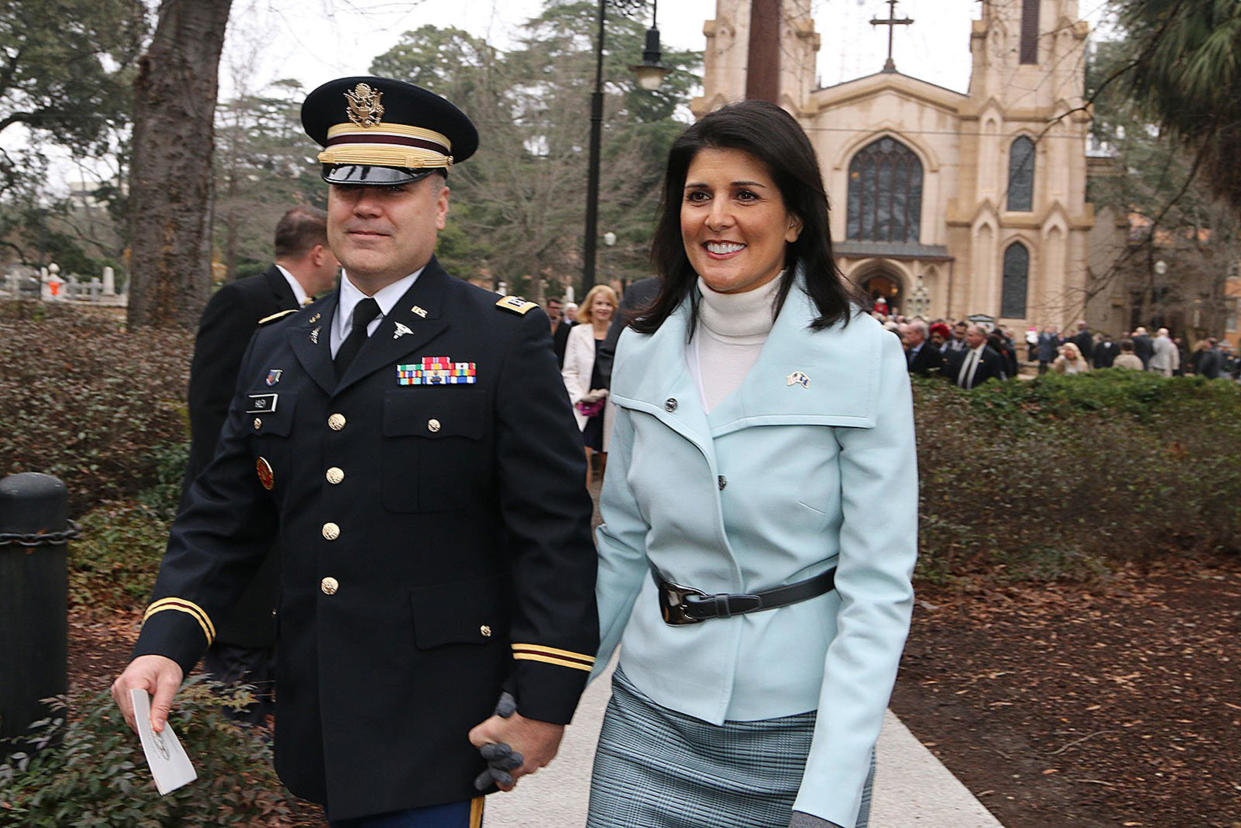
891,553,1241,827
70,552,1241,827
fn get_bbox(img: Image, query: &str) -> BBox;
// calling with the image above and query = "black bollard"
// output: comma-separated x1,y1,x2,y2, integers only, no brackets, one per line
0,473,73,751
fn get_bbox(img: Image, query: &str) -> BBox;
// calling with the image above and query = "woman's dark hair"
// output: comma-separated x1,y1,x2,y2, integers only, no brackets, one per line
632,100,859,335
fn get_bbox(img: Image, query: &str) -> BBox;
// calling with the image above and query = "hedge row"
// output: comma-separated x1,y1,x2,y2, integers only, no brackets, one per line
0,302,193,514
913,369,1241,581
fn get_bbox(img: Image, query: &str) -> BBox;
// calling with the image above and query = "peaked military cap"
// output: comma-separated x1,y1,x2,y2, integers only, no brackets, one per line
301,76,479,186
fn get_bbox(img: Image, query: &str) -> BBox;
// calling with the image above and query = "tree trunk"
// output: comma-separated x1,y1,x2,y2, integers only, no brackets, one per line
126,0,232,329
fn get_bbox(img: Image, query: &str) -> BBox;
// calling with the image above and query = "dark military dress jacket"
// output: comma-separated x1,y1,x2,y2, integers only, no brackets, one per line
134,258,598,820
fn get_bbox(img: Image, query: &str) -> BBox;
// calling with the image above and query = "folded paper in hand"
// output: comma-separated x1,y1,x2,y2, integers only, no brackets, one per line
130,688,197,795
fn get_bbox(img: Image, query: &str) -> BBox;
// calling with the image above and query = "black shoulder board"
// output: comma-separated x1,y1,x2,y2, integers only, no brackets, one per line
258,309,298,326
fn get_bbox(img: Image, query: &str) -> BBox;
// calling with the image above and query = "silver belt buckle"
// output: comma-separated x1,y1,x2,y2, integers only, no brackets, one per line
658,580,709,625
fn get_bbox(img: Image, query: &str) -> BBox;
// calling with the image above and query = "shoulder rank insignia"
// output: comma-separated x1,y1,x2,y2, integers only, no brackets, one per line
258,308,298,326
496,296,537,315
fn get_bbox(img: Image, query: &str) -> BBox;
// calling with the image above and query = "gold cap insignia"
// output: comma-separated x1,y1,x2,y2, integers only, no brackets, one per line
344,82,384,128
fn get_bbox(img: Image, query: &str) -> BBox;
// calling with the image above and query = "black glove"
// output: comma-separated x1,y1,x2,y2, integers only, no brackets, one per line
473,692,524,791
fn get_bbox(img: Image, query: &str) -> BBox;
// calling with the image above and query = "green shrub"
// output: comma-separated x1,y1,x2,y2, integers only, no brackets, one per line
0,305,192,514
913,371,1241,582
136,442,190,521
0,679,300,826
69,501,170,614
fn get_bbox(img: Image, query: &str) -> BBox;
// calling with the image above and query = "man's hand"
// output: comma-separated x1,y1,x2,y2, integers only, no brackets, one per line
111,655,184,734
468,712,565,792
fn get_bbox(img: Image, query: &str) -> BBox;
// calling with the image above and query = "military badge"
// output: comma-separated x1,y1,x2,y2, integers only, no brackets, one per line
310,326,320,344
265,369,283,386
397,357,476,385
247,393,278,413
411,305,429,318
495,296,537,315
393,322,414,339
256,457,275,491
786,371,811,389
344,82,384,128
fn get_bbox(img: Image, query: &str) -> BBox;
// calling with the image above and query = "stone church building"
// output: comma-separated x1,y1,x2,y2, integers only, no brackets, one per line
692,0,1095,329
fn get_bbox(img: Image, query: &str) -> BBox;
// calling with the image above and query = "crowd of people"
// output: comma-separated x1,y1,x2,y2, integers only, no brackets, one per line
865,309,1241,388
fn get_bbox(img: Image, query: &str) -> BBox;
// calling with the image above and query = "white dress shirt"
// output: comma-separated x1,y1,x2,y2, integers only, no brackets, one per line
330,268,424,357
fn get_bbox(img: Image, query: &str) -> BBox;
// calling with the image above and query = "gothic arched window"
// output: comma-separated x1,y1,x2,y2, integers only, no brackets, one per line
846,137,923,243
1001,242,1030,318
1008,136,1035,212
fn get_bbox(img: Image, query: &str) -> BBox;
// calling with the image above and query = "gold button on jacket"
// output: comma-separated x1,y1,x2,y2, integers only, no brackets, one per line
328,413,347,431
326,467,345,485
322,522,340,540
320,577,339,595
427,418,442,433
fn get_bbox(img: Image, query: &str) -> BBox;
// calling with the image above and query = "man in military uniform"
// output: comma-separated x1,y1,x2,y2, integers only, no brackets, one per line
112,77,598,826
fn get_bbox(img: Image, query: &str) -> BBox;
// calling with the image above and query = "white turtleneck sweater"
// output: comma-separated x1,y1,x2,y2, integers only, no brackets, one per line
690,274,782,412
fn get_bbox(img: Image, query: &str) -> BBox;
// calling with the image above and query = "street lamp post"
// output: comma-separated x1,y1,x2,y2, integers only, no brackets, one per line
581,0,667,294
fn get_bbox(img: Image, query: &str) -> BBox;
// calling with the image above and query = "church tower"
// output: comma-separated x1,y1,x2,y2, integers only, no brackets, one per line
952,0,1094,323
693,0,1096,329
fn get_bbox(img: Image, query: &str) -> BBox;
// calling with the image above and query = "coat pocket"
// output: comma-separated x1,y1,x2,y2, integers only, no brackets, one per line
410,575,509,649
381,388,489,512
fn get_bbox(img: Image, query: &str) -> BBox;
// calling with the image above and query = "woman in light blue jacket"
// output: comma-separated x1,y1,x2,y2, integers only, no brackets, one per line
587,101,917,828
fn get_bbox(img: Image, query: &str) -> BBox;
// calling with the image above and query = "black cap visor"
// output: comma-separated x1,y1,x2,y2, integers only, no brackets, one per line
321,164,442,186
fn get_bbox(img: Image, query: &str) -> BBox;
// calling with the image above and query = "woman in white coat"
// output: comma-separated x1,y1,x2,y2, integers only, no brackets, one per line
587,102,918,828
561,284,617,484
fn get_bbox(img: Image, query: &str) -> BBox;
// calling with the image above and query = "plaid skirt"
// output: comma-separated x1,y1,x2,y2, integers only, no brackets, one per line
587,668,873,828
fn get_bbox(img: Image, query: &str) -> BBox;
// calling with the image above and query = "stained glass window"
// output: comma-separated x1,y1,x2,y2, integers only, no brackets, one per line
1008,136,1035,212
1001,242,1030,318
846,137,923,243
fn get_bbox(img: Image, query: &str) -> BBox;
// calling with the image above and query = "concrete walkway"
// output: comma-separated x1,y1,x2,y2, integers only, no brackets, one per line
487,660,1001,827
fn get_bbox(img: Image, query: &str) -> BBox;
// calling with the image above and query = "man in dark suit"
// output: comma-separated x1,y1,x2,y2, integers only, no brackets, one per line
182,207,339,722
948,323,1008,389
1132,326,1154,369
902,319,943,377
1069,320,1093,368
545,296,572,367
1092,332,1118,368
1036,325,1060,374
113,76,597,826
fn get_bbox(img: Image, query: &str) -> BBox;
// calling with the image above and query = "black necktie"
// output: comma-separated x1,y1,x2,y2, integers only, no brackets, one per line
334,297,381,379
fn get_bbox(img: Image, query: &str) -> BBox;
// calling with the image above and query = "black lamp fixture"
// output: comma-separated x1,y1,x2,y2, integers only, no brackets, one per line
582,0,667,293
630,1,669,91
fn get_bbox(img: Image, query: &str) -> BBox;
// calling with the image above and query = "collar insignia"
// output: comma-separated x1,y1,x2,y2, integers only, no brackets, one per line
344,82,384,128
393,321,414,339
265,369,283,386
310,326,320,344
308,312,322,324
411,305,429,318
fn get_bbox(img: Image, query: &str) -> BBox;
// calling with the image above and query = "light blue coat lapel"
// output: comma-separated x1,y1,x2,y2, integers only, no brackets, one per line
610,299,716,469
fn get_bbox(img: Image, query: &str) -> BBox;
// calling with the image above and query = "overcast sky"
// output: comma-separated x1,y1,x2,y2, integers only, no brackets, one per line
221,0,1113,100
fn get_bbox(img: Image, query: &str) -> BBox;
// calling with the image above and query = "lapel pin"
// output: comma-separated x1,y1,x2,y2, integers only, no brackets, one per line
265,369,283,386
786,371,811,389
308,312,321,324
411,305,428,318
310,326,320,344
393,322,414,339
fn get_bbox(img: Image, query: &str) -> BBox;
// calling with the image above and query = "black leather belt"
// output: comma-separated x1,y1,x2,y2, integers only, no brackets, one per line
652,565,837,626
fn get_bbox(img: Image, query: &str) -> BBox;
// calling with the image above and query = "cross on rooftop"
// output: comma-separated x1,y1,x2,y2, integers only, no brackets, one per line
870,0,915,73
